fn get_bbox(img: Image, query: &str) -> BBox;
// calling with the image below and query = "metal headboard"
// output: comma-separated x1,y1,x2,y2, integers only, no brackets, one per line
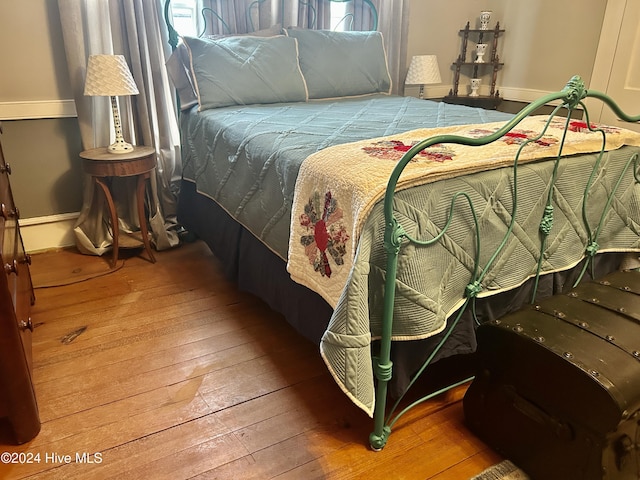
163,0,378,51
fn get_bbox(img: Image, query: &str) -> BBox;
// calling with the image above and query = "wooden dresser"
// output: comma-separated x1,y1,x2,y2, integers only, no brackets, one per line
0,122,40,444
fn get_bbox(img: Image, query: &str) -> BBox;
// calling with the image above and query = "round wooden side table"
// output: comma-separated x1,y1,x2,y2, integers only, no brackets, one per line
80,145,157,267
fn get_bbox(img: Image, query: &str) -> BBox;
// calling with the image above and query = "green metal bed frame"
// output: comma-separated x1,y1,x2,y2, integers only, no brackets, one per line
162,0,640,452
369,76,640,450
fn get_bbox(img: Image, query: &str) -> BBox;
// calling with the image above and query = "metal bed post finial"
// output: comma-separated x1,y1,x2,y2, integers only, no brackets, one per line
562,75,587,111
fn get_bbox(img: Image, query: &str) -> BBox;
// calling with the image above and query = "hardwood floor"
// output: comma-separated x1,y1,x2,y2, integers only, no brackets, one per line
0,240,501,479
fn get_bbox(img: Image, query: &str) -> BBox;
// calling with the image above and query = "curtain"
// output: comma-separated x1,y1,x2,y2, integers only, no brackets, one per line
58,0,181,257
372,0,410,95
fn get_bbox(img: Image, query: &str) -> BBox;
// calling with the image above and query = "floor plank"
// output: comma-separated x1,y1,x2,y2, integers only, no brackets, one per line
0,241,500,479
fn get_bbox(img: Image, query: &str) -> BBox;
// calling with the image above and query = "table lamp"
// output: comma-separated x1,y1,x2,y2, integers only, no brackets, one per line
405,55,442,99
84,54,139,154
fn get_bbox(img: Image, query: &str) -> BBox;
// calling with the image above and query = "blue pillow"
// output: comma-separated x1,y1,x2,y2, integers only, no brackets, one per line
183,35,308,110
286,28,392,99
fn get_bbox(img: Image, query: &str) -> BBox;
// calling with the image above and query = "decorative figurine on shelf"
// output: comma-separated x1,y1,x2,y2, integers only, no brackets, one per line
469,78,481,97
475,44,487,63
480,11,492,30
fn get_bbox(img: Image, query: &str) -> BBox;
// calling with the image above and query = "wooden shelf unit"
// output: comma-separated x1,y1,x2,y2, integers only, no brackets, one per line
444,22,505,109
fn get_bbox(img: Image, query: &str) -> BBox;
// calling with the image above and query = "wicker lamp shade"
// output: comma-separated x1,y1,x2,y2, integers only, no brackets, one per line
405,55,441,99
84,55,139,96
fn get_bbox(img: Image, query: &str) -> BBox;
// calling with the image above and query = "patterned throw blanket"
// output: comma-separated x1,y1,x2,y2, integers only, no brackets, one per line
287,116,640,308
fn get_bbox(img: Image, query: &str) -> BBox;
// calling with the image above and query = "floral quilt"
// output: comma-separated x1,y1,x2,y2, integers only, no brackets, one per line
287,116,640,308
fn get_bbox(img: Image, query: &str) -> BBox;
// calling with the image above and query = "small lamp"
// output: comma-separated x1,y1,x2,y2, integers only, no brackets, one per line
405,55,442,99
84,54,139,154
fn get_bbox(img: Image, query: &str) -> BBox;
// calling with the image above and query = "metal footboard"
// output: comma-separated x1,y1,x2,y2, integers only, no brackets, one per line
370,76,640,450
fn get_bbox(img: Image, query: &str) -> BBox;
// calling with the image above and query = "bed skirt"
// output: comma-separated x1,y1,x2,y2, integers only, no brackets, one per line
177,179,627,398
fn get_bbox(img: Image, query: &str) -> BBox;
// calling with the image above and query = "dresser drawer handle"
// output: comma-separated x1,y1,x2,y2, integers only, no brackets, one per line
19,317,33,332
4,259,18,275
0,163,11,175
0,204,18,220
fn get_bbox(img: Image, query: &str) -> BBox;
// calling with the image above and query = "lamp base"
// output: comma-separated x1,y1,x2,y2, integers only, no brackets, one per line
108,95,134,154
107,140,134,154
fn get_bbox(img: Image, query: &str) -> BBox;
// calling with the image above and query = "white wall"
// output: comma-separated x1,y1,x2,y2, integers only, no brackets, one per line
0,0,81,220
406,0,608,102
0,1,83,252
0,0,75,116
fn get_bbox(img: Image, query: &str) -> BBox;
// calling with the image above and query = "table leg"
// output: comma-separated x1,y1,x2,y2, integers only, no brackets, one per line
136,172,156,263
94,177,119,268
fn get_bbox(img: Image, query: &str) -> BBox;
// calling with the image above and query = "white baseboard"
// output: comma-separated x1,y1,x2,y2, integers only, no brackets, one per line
19,212,79,253
0,100,77,120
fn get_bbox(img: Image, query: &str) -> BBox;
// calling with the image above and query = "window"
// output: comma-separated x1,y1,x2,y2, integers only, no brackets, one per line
330,2,349,31
169,0,198,37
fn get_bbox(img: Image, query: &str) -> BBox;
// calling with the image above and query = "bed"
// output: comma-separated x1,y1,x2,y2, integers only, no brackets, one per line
162,0,640,450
